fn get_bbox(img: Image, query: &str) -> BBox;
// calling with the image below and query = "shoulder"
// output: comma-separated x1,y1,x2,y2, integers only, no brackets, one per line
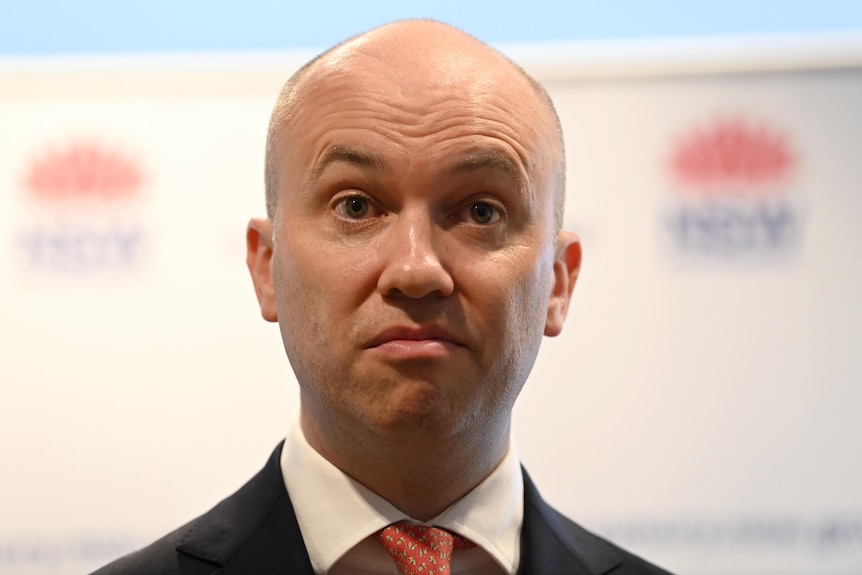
520,469,674,575
89,523,193,575
89,444,294,575
544,510,673,574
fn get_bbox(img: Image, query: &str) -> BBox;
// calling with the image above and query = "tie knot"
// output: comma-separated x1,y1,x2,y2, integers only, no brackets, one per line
376,520,476,574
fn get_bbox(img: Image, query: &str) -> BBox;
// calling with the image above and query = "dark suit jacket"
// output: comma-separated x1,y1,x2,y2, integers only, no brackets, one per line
91,444,672,574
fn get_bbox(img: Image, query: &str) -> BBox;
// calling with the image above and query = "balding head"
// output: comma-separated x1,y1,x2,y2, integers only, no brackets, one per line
245,20,582,508
263,19,565,231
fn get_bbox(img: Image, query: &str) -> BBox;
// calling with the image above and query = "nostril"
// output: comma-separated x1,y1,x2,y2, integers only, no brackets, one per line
378,256,454,299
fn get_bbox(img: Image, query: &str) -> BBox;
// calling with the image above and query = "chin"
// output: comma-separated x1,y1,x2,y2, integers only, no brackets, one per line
367,386,460,434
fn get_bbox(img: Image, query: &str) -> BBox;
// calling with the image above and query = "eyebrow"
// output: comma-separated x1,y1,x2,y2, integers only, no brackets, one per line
449,150,525,188
307,145,387,182
305,145,526,190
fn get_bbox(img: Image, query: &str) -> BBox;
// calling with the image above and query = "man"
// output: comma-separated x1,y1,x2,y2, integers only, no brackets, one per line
93,19,671,575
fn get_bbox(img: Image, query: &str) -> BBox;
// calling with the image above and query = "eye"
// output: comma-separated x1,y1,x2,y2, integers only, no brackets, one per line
340,196,370,219
469,202,499,224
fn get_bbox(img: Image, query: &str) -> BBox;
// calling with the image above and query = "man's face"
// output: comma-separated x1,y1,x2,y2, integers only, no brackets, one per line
248,28,579,447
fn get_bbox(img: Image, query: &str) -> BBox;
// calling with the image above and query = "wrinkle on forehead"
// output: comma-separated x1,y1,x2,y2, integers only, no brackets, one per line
295,21,535,107
267,20,565,229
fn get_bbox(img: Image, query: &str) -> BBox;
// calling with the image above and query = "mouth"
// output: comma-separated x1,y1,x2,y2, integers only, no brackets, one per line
365,326,467,358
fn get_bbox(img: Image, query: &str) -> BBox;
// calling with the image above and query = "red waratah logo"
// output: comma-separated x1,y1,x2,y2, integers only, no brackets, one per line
25,142,142,201
671,119,795,192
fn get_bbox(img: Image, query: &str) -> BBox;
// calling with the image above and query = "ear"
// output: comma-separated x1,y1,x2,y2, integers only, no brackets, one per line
246,218,279,323
544,230,581,337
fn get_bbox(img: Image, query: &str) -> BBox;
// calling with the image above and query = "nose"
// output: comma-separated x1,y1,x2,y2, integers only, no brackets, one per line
377,213,454,299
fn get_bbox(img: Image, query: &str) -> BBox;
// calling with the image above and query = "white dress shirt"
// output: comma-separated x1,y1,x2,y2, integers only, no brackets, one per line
280,423,523,575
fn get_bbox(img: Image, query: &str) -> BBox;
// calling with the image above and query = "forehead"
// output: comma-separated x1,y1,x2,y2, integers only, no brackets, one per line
277,34,556,187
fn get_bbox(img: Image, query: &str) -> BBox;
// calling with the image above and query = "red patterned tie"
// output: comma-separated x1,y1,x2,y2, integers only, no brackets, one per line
376,520,476,574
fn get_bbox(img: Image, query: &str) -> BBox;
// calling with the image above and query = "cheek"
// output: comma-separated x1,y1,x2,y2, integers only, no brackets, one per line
274,239,379,332
272,249,347,392
510,273,552,358
272,247,328,343
472,248,552,348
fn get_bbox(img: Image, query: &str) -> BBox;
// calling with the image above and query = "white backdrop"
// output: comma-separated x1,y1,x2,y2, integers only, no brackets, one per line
1,35,860,575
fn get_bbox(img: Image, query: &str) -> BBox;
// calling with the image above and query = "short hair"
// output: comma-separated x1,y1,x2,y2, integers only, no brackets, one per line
263,23,566,232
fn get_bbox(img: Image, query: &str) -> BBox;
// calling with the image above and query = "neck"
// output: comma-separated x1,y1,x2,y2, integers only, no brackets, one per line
300,411,511,521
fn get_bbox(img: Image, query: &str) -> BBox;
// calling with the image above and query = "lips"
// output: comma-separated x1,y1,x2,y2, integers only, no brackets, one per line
365,325,466,351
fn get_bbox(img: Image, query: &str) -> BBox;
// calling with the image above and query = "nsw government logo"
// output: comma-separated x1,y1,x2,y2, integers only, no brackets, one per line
15,140,148,275
663,118,804,261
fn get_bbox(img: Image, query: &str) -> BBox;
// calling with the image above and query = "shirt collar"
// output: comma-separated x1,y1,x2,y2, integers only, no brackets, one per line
281,422,523,574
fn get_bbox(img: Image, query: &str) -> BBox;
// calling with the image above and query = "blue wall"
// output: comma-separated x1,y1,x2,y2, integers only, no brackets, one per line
3,0,862,55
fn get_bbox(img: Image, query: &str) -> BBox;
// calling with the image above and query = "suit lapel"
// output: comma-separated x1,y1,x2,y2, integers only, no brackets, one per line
519,469,623,575
174,443,315,574
168,447,627,575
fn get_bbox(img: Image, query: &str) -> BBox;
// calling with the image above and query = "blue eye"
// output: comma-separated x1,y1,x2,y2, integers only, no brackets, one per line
342,197,369,218
470,202,496,224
